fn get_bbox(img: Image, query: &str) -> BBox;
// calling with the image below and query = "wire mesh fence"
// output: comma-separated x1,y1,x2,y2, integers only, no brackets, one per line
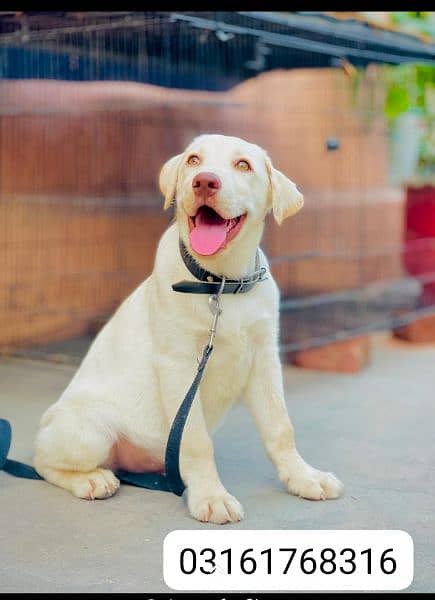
0,11,434,363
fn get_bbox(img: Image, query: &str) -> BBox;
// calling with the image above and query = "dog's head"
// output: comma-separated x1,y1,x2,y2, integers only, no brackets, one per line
159,134,303,258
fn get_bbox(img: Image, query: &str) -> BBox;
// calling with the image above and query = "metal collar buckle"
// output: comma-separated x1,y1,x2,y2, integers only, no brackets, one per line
234,266,267,294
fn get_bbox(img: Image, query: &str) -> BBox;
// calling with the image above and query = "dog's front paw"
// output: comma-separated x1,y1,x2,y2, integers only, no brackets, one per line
287,469,344,500
71,468,120,500
280,455,344,500
187,488,244,524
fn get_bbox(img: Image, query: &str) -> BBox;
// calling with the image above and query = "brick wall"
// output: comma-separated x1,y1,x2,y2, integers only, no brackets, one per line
0,68,405,349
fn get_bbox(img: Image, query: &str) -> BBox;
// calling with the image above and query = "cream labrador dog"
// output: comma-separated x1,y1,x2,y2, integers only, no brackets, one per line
34,134,343,523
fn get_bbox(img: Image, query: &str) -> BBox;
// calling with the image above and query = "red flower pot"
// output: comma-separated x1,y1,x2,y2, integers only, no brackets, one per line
403,184,435,301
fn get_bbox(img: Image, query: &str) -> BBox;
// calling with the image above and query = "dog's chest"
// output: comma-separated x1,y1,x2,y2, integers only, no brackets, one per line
198,307,260,429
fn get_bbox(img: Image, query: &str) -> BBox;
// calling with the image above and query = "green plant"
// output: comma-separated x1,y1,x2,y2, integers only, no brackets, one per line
384,12,435,178
352,12,435,180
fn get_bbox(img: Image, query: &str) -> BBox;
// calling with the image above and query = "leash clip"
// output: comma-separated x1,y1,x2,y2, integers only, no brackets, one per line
207,276,225,349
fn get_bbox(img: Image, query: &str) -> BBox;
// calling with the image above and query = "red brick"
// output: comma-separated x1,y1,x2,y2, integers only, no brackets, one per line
289,336,372,373
393,315,435,343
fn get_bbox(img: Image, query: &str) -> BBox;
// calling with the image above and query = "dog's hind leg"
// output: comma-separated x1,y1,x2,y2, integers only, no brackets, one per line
33,407,120,500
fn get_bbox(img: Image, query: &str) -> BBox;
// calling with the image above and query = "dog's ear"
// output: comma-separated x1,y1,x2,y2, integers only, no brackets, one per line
265,155,304,225
159,153,183,210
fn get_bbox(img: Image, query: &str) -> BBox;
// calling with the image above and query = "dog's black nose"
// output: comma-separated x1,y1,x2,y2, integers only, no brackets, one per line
192,172,221,198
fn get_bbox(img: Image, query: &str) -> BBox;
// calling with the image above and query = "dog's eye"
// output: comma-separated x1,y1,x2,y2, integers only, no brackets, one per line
187,155,201,167
235,159,251,171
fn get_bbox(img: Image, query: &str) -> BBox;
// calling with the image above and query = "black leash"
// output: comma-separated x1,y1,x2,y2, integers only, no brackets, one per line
163,343,214,495
0,242,266,496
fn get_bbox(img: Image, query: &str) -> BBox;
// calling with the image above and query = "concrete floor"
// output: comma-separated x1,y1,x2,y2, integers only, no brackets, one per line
0,333,434,593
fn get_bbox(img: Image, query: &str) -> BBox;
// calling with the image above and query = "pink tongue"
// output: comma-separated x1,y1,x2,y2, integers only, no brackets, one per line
190,209,228,256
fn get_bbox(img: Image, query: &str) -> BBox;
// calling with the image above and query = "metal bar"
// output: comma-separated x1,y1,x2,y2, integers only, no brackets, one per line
280,272,435,311
169,12,435,65
279,303,435,354
240,11,435,56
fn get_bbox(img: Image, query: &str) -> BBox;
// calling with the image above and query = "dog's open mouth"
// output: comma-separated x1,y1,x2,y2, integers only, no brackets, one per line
188,205,247,256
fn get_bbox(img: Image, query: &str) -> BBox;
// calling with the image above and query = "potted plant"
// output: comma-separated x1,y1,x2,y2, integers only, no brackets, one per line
351,11,435,319
381,13,435,299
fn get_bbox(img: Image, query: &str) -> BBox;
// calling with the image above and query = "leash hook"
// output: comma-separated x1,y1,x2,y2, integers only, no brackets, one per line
206,276,225,350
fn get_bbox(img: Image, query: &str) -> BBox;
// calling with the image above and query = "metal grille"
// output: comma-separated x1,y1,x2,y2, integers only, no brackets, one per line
0,11,434,363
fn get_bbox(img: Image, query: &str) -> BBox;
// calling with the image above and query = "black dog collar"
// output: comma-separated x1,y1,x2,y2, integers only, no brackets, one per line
172,240,267,295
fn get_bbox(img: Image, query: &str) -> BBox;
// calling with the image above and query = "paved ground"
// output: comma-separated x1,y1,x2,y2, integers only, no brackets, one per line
0,333,434,593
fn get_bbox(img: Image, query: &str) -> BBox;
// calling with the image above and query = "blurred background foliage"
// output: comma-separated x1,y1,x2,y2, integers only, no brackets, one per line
355,12,435,180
